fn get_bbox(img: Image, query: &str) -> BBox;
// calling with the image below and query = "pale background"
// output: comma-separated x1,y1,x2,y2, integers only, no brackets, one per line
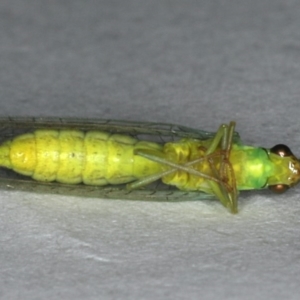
1,1,300,299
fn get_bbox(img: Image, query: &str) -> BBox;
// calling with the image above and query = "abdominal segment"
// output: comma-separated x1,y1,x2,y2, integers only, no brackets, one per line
0,130,163,185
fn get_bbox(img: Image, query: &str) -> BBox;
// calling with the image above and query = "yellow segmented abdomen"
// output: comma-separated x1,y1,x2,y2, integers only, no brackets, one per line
0,130,164,185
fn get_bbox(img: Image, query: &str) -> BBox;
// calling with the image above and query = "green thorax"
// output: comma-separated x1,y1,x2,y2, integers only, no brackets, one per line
230,144,272,190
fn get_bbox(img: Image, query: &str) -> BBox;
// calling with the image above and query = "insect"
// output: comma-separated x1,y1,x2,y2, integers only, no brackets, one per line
0,117,299,214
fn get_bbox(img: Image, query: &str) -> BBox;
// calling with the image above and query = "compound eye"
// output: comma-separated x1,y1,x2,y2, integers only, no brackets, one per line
270,144,293,157
268,184,289,193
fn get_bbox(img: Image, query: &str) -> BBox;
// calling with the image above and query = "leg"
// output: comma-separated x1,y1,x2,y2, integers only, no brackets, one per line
208,121,237,213
127,150,221,190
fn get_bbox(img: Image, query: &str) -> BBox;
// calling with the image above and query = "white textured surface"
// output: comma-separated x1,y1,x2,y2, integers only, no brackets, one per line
1,0,300,299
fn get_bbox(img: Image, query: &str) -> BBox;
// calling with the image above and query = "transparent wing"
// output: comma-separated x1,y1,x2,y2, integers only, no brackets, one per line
0,173,215,201
0,117,240,142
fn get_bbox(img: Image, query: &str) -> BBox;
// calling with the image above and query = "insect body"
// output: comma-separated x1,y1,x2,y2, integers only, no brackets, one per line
0,117,299,214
